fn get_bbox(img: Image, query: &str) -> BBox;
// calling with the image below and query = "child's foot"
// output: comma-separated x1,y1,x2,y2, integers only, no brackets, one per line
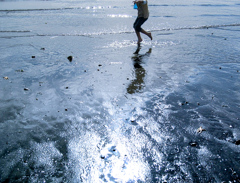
148,32,153,40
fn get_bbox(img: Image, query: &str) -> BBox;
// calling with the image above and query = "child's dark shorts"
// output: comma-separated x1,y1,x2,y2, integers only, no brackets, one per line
133,17,148,32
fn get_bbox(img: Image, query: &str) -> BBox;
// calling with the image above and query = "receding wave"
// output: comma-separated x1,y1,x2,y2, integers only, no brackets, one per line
0,30,31,33
1,23,239,39
149,4,230,7
154,23,240,31
200,14,240,17
34,23,240,37
0,7,72,12
149,4,188,7
35,23,240,37
197,4,229,7
0,5,116,12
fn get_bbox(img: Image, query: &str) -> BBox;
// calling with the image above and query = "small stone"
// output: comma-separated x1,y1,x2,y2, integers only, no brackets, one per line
67,56,73,62
100,156,105,159
197,127,206,134
98,64,102,67
65,87,69,89
3,76,8,80
40,48,45,50
24,88,29,91
219,67,222,69
32,56,35,58
235,140,240,145
65,109,68,111
189,142,198,147
230,168,237,175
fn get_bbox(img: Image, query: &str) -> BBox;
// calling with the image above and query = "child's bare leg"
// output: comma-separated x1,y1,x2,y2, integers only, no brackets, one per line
135,30,143,43
140,28,152,40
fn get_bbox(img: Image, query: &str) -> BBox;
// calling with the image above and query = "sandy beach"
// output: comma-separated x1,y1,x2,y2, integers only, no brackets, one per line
1,0,240,182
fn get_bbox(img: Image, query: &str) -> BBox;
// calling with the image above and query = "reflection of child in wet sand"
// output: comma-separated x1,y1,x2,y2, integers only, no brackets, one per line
133,0,152,44
127,45,152,94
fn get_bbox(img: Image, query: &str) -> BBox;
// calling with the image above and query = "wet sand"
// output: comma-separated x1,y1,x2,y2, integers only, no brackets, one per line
1,1,240,181
1,26,240,182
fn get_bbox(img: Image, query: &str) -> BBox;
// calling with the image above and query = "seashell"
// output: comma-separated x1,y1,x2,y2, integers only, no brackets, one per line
197,127,206,133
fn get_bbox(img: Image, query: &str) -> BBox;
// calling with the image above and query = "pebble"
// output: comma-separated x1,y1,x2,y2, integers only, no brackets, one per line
189,142,198,147
235,140,240,145
197,127,206,134
67,56,73,62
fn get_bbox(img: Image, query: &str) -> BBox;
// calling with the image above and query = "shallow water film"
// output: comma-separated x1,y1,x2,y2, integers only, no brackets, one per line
1,0,240,182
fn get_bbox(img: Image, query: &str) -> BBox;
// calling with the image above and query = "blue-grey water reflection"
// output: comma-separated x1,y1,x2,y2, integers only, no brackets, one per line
1,0,240,182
